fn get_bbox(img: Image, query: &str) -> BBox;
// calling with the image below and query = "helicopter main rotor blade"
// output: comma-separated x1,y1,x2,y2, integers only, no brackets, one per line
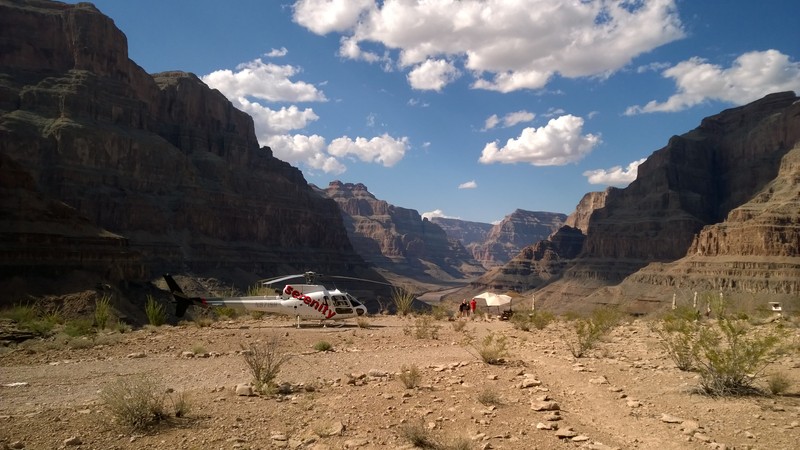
325,275,395,287
260,274,305,286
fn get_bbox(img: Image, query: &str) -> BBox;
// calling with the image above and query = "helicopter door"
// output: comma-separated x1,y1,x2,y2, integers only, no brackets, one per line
331,295,353,315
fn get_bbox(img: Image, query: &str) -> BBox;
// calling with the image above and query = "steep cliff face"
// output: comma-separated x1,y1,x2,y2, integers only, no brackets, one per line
0,0,367,297
477,226,586,292
520,92,800,311
429,217,493,262
471,209,566,266
564,190,610,234
320,181,484,280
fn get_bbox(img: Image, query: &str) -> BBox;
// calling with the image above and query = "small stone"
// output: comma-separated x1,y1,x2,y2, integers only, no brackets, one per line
536,422,553,430
626,400,642,408
554,428,578,438
531,401,560,411
693,433,712,443
660,413,683,423
63,437,82,446
235,384,254,396
126,352,146,358
588,376,608,385
571,435,590,442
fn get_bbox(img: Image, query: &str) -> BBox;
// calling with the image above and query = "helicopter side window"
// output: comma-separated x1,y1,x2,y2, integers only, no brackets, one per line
347,294,362,306
332,295,348,307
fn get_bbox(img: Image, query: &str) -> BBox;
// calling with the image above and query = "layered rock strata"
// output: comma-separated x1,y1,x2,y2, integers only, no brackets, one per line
0,0,369,297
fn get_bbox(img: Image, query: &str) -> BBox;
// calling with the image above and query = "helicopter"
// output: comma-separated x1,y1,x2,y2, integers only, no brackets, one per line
162,272,388,327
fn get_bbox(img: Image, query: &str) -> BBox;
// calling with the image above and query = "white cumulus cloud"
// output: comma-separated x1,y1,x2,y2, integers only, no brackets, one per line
203,56,409,174
421,209,457,220
626,49,800,114
293,0,684,92
292,0,374,34
583,158,647,186
482,110,535,130
479,115,600,166
458,180,477,189
407,59,460,91
202,59,327,103
328,134,409,167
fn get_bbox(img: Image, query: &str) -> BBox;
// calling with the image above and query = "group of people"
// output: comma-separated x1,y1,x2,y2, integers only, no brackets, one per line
459,298,477,318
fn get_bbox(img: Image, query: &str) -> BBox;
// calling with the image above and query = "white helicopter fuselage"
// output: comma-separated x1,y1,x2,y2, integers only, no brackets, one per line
201,284,367,320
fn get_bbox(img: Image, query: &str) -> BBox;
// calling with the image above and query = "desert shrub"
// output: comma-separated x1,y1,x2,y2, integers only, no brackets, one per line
392,286,416,316
144,295,167,326
404,316,440,339
194,316,213,328
692,317,783,396
249,310,266,320
399,420,439,449
94,295,112,329
653,307,701,371
511,310,555,331
241,338,291,394
561,310,582,321
191,344,207,355
565,307,622,358
214,306,238,319
765,371,792,395
1,303,38,324
63,318,95,337
100,374,188,430
451,319,467,332
313,340,333,352
356,317,371,328
113,320,132,333
476,332,508,365
430,304,450,321
510,312,532,331
398,364,422,389
476,387,502,406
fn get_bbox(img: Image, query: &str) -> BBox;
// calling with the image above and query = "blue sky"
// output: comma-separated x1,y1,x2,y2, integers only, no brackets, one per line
76,0,800,223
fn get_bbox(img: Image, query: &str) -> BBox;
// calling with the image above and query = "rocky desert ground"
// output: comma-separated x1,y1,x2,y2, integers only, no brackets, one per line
1,311,799,450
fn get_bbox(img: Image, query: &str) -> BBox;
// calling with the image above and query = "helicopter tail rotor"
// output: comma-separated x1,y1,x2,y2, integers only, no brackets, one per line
163,274,207,318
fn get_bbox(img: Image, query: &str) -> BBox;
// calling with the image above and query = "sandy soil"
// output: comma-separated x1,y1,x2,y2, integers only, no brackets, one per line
1,314,799,450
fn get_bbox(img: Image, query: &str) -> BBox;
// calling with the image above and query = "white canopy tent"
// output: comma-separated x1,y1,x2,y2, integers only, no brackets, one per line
474,291,512,306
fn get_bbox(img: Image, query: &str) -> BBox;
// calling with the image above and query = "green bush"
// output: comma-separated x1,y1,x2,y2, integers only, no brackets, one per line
392,286,416,316
145,295,167,326
313,340,333,352
101,374,190,429
398,364,422,389
511,310,555,331
63,318,95,337
214,306,238,319
404,316,440,339
94,295,112,329
565,307,622,358
766,371,792,395
476,332,508,365
241,338,291,394
476,387,502,406
693,317,783,396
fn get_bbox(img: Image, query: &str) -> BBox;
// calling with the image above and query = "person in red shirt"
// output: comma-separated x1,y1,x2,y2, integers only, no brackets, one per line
469,298,477,317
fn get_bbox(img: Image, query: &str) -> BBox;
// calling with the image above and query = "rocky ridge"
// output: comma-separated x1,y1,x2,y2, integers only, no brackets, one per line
0,0,373,304
479,92,800,312
318,181,484,282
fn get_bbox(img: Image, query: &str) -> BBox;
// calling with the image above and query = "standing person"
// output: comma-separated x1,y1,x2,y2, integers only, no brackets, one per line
470,298,477,317
459,299,468,318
